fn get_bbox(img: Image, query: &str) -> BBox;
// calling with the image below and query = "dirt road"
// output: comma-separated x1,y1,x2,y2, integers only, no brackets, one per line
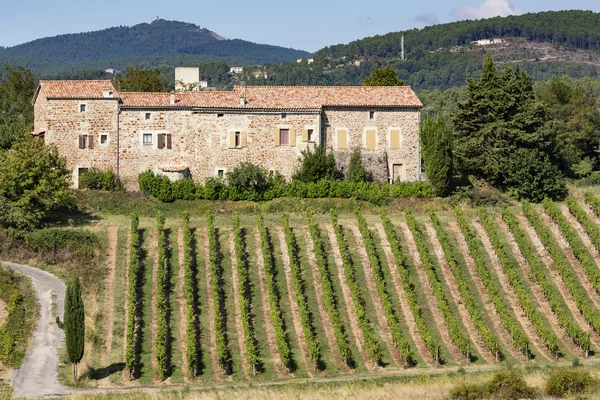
2,262,72,398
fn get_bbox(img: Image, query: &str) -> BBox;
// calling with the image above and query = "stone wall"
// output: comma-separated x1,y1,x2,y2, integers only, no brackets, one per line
37,99,421,190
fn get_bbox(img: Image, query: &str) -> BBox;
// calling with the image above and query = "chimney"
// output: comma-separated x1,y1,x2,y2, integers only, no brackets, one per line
239,96,246,106
103,89,114,98
170,93,176,106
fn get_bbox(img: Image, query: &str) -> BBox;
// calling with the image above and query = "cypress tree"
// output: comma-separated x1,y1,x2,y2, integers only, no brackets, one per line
420,115,453,196
64,276,85,382
346,148,371,182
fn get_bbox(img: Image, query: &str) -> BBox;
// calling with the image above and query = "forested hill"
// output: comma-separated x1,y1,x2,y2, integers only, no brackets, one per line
0,19,311,67
234,10,600,91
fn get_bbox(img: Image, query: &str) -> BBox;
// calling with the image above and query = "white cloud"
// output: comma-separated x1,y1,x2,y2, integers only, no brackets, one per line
453,0,521,21
415,12,440,25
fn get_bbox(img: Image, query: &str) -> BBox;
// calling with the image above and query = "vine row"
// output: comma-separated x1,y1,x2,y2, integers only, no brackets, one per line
567,196,600,258
206,211,231,374
281,214,323,371
584,192,600,218
330,210,383,364
182,212,201,377
233,213,261,374
522,201,600,335
455,208,530,357
125,213,142,378
501,208,590,353
257,214,294,371
478,208,560,356
428,210,502,360
155,212,171,380
355,212,415,366
405,210,471,360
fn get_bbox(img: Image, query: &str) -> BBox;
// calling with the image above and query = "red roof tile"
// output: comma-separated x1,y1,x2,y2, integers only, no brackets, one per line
37,80,116,99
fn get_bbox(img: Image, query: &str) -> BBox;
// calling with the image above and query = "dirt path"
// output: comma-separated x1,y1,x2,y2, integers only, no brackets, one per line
253,228,286,377
448,221,525,362
276,227,314,376
98,226,119,388
150,229,159,382
177,228,189,380
121,234,131,382
496,216,582,358
516,213,600,349
302,227,345,370
324,224,374,370
347,224,402,367
472,219,552,363
374,223,436,367
4,262,72,398
203,228,221,380
423,222,495,365
538,211,600,312
229,231,251,378
0,298,6,325
398,221,464,365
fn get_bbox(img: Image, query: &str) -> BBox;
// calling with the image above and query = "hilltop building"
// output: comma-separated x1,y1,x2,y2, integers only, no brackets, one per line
32,80,423,190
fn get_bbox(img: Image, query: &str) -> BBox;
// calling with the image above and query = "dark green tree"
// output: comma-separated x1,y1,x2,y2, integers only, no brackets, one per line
64,276,85,383
420,115,453,196
292,146,342,183
0,67,36,151
0,137,74,231
362,66,404,86
346,148,371,182
115,67,170,92
452,53,564,200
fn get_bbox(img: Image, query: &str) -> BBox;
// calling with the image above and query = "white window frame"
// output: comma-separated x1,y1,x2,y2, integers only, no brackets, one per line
216,168,226,177
79,103,87,113
100,134,109,145
143,133,153,146
145,112,151,120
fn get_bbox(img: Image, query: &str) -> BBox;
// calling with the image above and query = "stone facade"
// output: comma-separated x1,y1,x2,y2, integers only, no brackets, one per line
33,81,423,190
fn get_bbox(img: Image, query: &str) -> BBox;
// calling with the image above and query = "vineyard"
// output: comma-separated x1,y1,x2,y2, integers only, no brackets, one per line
89,192,600,386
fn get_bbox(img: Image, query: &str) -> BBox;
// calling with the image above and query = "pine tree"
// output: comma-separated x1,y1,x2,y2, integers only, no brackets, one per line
64,276,85,382
420,115,453,196
362,66,404,86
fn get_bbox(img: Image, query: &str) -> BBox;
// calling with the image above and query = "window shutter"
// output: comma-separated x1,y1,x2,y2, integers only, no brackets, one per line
78,135,84,149
241,132,247,147
390,129,400,149
273,128,280,146
88,135,94,149
229,131,236,148
166,134,172,149
289,128,296,147
366,129,376,150
158,134,164,149
302,129,309,142
337,129,348,149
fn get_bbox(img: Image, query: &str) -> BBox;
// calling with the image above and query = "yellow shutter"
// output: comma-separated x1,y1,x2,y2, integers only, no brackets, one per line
337,129,348,149
366,129,376,149
302,129,309,142
273,128,280,146
241,131,247,147
290,128,296,147
390,129,400,149
229,131,236,148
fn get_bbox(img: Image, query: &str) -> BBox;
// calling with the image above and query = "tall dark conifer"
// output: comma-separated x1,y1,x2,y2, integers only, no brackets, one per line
420,115,453,196
64,276,85,382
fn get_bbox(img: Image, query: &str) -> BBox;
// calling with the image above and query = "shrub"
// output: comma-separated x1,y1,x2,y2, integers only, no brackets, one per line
203,177,228,200
24,228,98,261
346,148,371,182
546,369,599,397
138,170,156,195
228,162,270,200
390,181,432,198
574,170,600,187
450,370,537,400
292,146,342,183
79,168,122,191
171,178,196,200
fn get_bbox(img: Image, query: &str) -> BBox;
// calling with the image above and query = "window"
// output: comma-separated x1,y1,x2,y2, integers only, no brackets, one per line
78,134,93,149
307,129,314,142
369,111,375,120
365,129,376,149
143,134,152,145
389,129,401,150
217,169,225,177
80,104,86,112
337,129,348,149
217,113,224,118
281,113,287,119
145,113,151,120
279,129,289,146
81,135,88,148
234,131,241,148
157,133,172,149
100,134,108,144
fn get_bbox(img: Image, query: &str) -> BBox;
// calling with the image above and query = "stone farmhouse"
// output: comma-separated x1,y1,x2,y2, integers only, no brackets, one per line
32,80,423,190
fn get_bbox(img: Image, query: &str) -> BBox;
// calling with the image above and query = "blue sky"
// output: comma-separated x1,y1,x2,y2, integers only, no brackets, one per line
1,0,599,52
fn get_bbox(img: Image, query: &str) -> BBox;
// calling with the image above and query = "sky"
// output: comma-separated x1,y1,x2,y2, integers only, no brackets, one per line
1,0,600,53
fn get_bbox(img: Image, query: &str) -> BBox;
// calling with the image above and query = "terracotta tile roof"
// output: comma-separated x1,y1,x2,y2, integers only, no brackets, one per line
36,80,116,99
36,81,422,109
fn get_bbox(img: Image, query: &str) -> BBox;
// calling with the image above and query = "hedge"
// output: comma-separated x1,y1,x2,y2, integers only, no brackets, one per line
138,171,431,202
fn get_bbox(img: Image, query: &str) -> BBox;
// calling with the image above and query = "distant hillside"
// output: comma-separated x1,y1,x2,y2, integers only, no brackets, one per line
0,19,311,74
233,10,600,91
